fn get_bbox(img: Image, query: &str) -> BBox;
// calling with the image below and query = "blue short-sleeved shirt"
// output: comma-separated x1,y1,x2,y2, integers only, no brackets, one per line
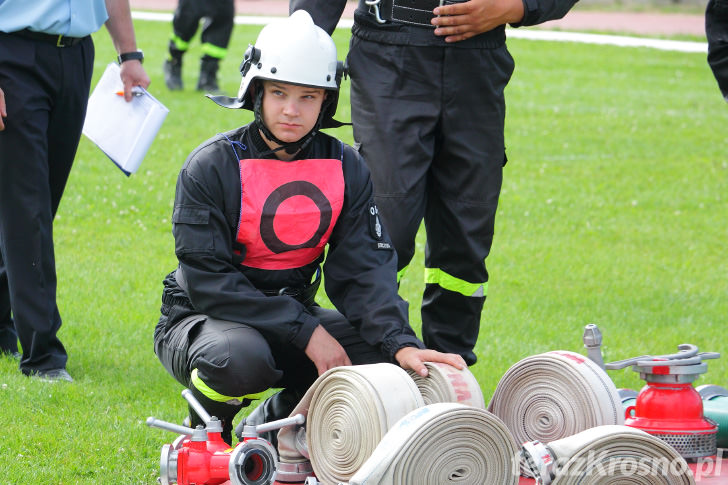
0,0,108,37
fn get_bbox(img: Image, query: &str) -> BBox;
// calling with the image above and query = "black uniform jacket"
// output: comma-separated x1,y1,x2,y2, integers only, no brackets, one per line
290,0,579,46
159,125,423,361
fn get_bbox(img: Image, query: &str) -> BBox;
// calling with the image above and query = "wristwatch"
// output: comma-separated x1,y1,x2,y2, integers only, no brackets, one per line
118,50,144,64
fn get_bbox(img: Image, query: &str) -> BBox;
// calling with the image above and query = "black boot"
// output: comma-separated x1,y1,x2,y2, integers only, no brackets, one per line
197,56,221,93
234,388,304,448
164,57,183,91
164,42,184,91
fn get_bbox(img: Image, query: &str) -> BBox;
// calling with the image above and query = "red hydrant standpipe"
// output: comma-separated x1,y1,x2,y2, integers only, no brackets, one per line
147,389,305,485
605,344,720,459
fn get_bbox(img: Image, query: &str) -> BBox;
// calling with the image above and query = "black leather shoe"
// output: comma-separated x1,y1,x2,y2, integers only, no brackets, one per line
32,368,73,383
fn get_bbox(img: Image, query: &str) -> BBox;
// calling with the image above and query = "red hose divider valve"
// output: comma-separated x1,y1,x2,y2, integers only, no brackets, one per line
606,344,720,459
147,389,307,485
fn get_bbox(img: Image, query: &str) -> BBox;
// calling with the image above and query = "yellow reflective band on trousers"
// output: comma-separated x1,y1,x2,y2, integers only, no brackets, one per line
397,266,408,284
170,34,190,52
201,42,227,59
424,268,487,297
190,368,265,403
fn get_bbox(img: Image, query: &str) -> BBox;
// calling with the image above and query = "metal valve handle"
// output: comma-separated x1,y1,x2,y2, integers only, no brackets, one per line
146,417,196,436
583,324,605,369
605,344,720,370
241,413,306,439
147,389,224,437
182,389,212,424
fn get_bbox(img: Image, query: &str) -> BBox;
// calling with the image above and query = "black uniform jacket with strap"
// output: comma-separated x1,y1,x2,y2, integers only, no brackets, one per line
291,0,579,46
159,124,423,361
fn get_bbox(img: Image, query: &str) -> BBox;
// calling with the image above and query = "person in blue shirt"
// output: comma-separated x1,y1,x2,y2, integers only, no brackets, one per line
0,0,150,382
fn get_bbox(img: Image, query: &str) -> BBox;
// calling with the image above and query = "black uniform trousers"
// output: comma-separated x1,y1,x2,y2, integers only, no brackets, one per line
171,0,234,54
0,32,94,372
154,305,388,423
707,0,728,99
347,37,514,365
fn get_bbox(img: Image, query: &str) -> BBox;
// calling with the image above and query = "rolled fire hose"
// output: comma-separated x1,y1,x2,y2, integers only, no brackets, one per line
696,384,728,448
277,362,489,485
407,361,485,409
277,363,426,485
521,425,695,485
346,402,519,485
488,351,623,446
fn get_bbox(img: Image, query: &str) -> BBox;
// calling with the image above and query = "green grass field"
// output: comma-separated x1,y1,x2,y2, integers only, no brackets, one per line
0,18,726,483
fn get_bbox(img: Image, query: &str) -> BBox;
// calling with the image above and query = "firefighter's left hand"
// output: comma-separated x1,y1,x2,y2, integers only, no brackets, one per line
395,347,467,377
431,0,525,43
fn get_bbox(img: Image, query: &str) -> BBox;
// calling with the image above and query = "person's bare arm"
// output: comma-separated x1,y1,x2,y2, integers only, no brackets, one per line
104,0,150,100
431,0,525,43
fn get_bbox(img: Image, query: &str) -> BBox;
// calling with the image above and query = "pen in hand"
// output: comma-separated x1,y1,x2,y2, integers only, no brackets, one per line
115,90,144,97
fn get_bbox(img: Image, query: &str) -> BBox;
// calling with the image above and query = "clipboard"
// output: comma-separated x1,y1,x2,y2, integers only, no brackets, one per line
82,62,169,176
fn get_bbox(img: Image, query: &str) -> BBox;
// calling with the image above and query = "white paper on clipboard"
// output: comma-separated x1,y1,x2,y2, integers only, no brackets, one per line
82,62,169,176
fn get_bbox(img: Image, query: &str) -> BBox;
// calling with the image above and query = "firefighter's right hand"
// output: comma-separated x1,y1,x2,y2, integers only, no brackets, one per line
305,325,352,375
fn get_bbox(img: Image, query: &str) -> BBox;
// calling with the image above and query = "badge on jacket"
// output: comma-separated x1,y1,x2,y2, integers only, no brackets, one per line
369,202,391,250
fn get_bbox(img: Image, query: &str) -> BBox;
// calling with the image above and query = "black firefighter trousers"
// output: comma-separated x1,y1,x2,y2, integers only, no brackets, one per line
154,306,388,427
170,0,234,57
347,36,515,365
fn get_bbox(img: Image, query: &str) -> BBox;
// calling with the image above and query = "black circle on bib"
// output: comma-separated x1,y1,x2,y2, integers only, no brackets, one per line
260,181,332,253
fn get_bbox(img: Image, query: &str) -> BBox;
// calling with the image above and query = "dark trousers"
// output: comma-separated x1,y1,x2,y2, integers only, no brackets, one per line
171,0,234,54
346,37,514,364
707,0,728,98
0,33,94,372
154,305,387,422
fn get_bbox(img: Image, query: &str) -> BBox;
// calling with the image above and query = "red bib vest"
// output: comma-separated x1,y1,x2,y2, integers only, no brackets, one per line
236,158,344,270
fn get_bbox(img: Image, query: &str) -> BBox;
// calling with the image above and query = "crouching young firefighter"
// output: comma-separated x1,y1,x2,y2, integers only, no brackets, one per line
153,10,466,445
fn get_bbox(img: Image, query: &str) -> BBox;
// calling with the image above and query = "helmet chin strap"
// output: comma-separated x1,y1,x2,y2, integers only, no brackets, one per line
252,85,334,157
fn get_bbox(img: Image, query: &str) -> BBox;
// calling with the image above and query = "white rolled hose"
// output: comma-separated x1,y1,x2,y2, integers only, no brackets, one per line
522,425,695,485
347,402,519,485
488,351,623,446
407,362,485,409
277,363,425,485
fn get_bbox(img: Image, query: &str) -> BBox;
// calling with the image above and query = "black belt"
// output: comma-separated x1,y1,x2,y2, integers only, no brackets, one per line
261,269,322,308
12,29,85,47
361,0,466,28
162,267,321,313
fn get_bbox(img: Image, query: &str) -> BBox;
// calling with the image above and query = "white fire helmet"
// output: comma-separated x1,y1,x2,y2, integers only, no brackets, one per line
209,10,344,128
